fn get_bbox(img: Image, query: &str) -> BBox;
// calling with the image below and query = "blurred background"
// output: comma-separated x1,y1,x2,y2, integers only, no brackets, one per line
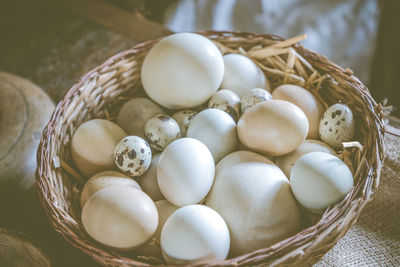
0,0,399,266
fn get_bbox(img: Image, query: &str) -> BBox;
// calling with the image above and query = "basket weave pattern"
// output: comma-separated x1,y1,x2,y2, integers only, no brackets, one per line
36,31,385,266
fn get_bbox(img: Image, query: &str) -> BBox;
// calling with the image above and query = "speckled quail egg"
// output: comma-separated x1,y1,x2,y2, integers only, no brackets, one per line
208,89,241,121
319,103,355,148
172,110,197,136
114,136,152,177
241,88,272,113
144,114,181,151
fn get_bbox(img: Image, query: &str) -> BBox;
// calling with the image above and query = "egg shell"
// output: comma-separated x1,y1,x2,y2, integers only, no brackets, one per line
240,88,272,113
133,200,179,258
81,186,158,250
80,171,141,207
319,103,355,148
187,109,237,162
290,151,354,213
138,153,164,201
144,114,181,151
114,136,152,177
221,54,269,97
208,89,241,121
116,98,165,138
206,151,301,256
141,33,224,109
160,204,230,264
71,119,127,178
157,138,215,207
275,140,336,178
237,100,309,156
272,84,324,139
172,110,197,136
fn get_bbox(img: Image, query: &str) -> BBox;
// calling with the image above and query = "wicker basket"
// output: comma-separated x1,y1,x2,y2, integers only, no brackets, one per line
36,31,385,266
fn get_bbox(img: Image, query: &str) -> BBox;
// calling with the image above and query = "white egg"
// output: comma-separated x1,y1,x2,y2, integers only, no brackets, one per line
138,153,164,201
206,151,301,256
208,89,241,121
275,139,336,178
116,98,164,138
221,54,269,97
319,103,355,148
160,205,230,264
144,114,181,151
290,152,354,213
82,186,158,250
114,136,152,177
187,109,237,162
241,88,272,113
157,138,215,207
141,33,224,109
172,110,197,136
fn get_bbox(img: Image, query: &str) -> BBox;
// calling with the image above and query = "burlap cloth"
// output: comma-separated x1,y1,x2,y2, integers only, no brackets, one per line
316,123,400,266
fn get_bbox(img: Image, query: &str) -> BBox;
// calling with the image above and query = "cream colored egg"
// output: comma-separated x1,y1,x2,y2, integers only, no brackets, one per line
187,109,237,162
157,138,215,207
221,54,269,97
81,186,158,250
237,100,309,156
141,33,224,109
290,152,354,213
80,171,141,207
116,98,164,138
272,84,324,139
275,140,336,178
138,153,164,201
71,119,127,177
133,200,179,258
206,151,301,256
161,205,230,264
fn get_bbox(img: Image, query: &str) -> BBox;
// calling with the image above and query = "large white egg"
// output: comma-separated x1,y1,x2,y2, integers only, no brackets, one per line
71,119,127,177
221,54,268,97
275,139,336,178
141,33,224,109
290,152,354,213
81,186,158,250
187,109,237,162
206,151,301,256
160,205,230,264
138,153,164,201
157,138,215,206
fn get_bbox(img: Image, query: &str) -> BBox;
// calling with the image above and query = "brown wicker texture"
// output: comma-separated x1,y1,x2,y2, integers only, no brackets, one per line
36,31,385,266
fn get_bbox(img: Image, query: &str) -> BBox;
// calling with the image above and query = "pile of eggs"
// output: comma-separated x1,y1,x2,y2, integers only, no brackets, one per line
72,33,356,264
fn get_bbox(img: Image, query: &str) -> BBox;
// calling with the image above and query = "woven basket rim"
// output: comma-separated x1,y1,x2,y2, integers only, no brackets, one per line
35,30,385,267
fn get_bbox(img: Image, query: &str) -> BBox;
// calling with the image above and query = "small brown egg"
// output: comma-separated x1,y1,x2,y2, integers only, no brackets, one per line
80,171,141,207
71,119,127,178
81,186,158,250
275,140,336,178
272,84,324,139
237,100,309,156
